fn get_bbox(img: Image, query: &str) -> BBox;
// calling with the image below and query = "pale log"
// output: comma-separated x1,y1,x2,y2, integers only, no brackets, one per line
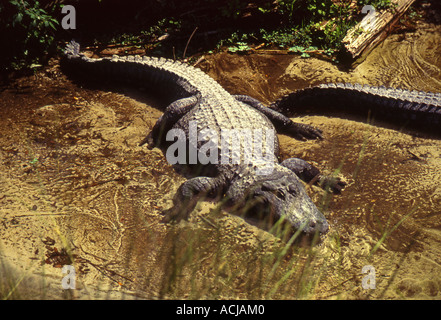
343,0,416,59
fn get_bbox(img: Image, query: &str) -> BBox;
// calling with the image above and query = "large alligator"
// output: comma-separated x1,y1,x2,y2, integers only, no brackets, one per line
62,40,440,235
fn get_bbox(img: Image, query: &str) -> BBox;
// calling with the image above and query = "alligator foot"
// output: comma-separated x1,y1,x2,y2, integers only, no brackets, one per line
281,158,346,194
160,175,226,224
161,205,190,223
284,122,323,140
139,96,199,149
139,131,155,149
317,175,347,194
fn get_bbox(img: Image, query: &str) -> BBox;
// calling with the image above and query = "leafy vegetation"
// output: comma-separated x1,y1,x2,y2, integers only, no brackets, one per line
151,0,395,60
0,0,60,72
357,0,393,10
0,0,402,72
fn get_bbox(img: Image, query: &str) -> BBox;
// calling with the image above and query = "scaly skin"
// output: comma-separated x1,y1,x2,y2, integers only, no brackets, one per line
271,83,441,133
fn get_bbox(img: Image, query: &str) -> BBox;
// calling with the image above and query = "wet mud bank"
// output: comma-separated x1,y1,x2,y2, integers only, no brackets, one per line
1,17,441,299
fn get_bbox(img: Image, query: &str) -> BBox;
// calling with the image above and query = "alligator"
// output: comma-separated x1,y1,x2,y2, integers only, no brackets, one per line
270,83,441,132
62,40,440,235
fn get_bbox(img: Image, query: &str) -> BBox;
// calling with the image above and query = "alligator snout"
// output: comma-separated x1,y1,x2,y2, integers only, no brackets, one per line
246,170,330,235
283,190,329,234
297,206,329,234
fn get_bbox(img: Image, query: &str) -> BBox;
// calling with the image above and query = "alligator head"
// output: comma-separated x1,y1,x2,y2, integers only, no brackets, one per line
226,165,329,235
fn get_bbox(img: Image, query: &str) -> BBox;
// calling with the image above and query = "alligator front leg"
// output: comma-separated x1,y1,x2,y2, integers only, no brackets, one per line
280,158,346,194
162,176,226,223
139,95,199,149
233,95,323,140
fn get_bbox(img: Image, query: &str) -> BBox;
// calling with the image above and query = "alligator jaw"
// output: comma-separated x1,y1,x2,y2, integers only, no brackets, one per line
284,192,329,234
229,166,330,236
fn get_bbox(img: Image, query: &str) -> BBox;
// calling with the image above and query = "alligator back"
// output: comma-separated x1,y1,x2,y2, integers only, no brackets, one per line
62,41,279,173
63,41,218,103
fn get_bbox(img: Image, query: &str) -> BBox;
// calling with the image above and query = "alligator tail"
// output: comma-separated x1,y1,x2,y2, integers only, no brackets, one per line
270,83,441,133
61,41,200,103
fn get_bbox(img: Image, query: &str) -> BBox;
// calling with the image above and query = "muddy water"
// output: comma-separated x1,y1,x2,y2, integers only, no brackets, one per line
1,19,441,299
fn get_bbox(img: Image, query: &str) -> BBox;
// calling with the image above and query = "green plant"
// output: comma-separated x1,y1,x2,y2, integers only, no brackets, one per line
357,0,393,10
227,42,251,53
0,0,60,71
288,45,317,58
210,0,373,60
277,0,302,20
307,0,335,19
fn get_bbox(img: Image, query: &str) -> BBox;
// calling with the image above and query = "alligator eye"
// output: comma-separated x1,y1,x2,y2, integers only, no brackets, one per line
276,190,285,199
261,185,272,192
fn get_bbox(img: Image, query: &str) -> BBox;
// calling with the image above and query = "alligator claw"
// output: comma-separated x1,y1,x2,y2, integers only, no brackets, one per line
161,205,191,224
288,123,323,140
139,132,156,149
161,207,180,223
319,176,347,194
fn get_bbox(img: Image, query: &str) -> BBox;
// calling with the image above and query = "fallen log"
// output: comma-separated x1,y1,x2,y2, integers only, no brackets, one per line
342,0,417,60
